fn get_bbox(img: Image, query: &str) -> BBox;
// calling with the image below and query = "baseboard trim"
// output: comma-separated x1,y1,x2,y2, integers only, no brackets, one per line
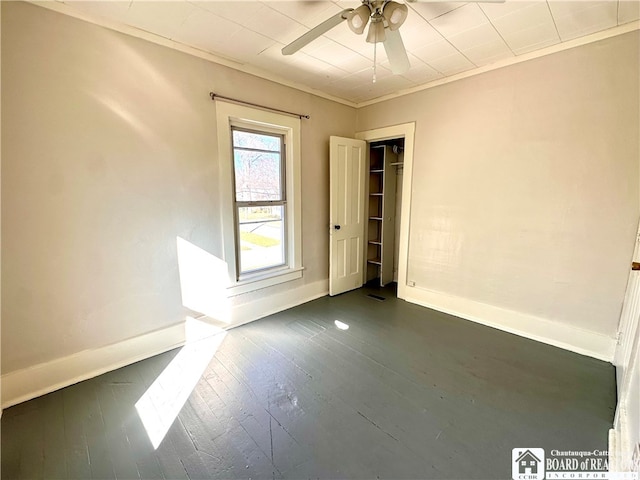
231,279,329,328
610,405,638,472
1,279,329,409
609,428,619,472
1,323,186,409
404,286,616,362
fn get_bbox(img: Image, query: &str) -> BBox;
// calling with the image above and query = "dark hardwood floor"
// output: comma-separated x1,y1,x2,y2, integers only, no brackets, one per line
1,284,616,479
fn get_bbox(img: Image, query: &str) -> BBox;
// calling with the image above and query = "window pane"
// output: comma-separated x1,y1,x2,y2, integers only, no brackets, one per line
234,150,282,201
232,130,281,152
238,206,285,273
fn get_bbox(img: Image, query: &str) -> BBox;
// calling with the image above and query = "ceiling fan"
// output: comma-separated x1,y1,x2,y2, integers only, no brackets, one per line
282,0,504,79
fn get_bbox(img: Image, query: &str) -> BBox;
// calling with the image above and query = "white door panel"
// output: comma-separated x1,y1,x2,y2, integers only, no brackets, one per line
610,222,640,472
330,136,366,296
615,226,640,386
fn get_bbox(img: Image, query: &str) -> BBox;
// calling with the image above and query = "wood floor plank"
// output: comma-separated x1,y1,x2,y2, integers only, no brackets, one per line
155,450,189,480
94,379,142,480
62,383,92,480
17,398,45,480
160,410,199,462
179,450,214,480
128,349,194,480
41,390,69,480
76,380,117,480
1,416,23,480
107,371,165,480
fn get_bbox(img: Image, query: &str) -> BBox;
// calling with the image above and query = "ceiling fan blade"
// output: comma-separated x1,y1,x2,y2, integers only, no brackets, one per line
383,29,410,75
282,9,353,55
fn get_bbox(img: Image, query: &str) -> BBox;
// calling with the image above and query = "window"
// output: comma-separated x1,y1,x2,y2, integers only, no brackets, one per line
216,102,302,296
231,127,286,274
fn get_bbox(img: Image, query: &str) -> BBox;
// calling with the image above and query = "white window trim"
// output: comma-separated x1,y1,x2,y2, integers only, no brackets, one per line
216,102,303,297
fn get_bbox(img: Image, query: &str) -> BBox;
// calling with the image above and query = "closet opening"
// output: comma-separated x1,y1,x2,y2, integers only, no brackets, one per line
364,138,405,290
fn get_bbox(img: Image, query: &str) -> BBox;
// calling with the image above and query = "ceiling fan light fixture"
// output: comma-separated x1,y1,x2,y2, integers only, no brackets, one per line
347,5,370,35
366,16,386,43
383,1,408,31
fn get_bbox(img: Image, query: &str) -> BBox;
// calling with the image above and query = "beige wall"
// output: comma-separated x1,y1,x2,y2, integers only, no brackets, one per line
357,31,640,338
2,0,638,382
1,2,356,374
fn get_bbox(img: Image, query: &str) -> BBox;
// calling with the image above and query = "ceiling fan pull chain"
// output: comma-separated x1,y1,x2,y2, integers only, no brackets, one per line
373,41,377,83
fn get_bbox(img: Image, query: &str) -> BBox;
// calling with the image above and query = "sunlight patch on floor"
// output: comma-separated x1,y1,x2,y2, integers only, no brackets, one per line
334,320,350,330
135,316,226,449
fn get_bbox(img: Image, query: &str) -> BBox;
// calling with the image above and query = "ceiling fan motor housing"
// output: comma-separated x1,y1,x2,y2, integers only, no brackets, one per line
349,1,408,42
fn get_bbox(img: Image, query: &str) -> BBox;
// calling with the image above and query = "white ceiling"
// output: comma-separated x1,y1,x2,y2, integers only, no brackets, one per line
49,1,639,104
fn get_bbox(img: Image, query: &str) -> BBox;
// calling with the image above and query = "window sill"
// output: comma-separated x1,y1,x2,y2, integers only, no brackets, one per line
226,267,304,297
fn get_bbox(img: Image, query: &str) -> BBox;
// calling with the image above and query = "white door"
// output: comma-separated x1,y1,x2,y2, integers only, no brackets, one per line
610,223,640,472
615,225,640,387
329,136,366,296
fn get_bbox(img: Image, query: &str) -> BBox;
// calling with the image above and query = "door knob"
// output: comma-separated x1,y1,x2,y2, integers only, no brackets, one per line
334,225,341,230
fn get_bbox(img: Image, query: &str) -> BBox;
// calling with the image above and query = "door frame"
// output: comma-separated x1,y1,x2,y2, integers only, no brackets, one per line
356,122,416,300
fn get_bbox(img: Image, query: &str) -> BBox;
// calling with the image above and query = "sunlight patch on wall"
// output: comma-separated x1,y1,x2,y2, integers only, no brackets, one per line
176,236,231,322
91,94,157,143
135,316,226,449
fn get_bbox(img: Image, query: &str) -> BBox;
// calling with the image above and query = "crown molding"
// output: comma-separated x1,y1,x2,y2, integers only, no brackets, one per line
356,20,640,108
27,1,358,108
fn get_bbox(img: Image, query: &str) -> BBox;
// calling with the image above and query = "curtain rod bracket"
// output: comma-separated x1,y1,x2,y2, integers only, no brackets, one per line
209,92,310,120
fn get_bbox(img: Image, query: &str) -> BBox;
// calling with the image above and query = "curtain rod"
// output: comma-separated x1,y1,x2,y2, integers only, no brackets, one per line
209,92,310,120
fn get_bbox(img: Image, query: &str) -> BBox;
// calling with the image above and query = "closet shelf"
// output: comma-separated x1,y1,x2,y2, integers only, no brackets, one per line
366,143,400,288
